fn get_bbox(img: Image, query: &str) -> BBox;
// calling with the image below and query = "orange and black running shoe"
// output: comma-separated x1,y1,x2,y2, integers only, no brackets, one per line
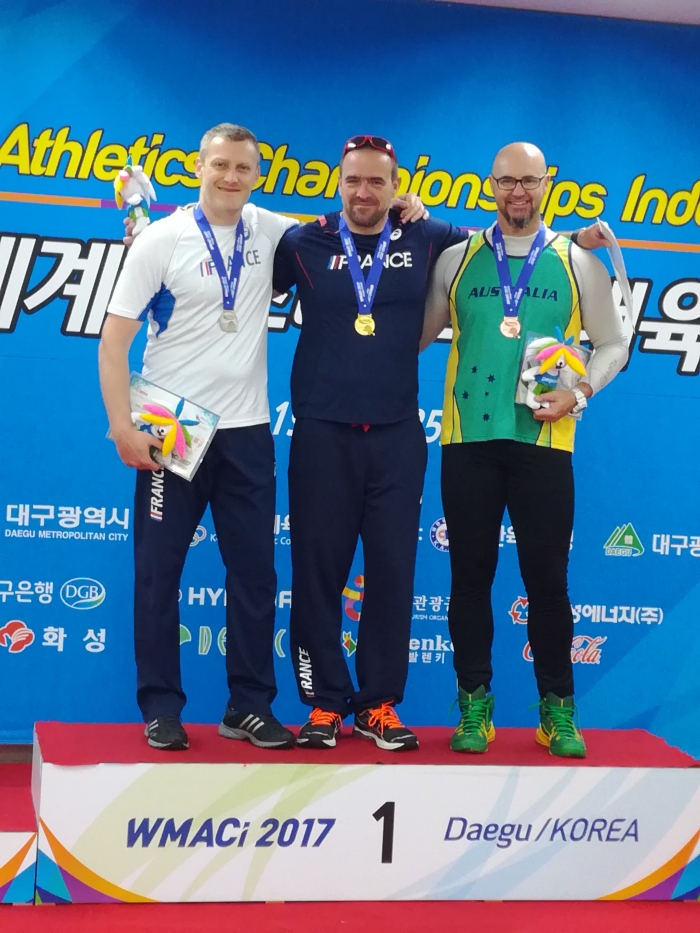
353,702,418,751
297,707,343,748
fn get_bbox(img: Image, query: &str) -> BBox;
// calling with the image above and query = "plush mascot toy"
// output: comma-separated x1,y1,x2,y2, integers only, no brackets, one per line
114,158,156,237
132,399,198,464
521,326,587,410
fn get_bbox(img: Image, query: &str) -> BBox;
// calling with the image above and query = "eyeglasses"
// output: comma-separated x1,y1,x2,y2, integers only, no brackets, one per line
492,174,547,191
341,135,397,162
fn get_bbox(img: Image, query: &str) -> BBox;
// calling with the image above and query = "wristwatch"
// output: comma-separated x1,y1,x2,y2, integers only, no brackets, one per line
571,387,588,415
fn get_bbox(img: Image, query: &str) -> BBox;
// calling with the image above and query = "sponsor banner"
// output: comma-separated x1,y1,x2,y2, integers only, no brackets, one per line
523,636,607,665
1,0,700,761
509,597,664,626
0,620,106,654
4,505,129,542
0,832,37,904
60,578,106,610
34,759,700,902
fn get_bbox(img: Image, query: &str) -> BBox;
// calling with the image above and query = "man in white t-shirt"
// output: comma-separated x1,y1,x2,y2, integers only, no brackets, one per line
99,124,299,751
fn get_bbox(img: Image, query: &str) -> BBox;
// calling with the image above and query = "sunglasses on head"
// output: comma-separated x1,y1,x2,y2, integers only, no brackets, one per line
341,135,397,162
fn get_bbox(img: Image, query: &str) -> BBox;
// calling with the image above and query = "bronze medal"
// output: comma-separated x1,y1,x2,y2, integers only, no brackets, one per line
499,317,521,339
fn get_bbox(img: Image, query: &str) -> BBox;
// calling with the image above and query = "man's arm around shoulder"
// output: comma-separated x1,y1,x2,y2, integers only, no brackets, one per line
420,240,468,351
575,246,629,393
272,220,309,295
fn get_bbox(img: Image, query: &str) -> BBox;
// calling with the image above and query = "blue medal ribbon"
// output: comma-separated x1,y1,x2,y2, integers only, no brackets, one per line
338,214,393,333
492,222,547,322
193,203,245,312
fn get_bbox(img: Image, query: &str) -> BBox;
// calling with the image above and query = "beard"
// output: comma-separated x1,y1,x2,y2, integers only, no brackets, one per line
503,203,537,229
346,201,387,229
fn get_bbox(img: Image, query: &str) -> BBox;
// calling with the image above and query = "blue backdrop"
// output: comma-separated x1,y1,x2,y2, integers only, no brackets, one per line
1,0,699,755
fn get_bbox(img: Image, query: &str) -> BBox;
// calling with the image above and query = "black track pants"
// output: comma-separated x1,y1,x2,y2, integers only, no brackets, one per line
441,439,575,699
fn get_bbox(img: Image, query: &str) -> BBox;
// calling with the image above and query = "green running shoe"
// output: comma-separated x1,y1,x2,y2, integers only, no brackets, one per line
536,692,587,758
450,685,495,753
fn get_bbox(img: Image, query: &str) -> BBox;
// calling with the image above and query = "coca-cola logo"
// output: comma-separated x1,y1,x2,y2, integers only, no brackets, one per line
523,635,607,664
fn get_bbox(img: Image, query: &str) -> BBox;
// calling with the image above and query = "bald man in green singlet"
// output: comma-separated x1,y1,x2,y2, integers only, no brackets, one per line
422,142,628,759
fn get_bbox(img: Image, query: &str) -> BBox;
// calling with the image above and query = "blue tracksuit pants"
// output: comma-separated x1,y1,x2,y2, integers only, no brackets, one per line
288,416,427,716
133,424,277,721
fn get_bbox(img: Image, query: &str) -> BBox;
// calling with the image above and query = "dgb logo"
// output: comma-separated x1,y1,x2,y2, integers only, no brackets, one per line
60,578,106,610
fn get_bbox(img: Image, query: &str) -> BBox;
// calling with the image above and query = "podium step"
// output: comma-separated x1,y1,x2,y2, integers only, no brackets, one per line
29,722,700,904
33,722,698,768
0,763,37,903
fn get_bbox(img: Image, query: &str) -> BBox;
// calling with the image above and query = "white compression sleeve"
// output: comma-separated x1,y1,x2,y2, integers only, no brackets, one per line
572,247,629,393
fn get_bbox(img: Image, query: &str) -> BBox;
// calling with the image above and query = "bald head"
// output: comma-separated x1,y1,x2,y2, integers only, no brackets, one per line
490,142,549,235
492,142,546,177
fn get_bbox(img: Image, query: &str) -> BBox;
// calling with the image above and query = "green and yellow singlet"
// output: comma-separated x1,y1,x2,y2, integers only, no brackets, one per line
441,231,582,452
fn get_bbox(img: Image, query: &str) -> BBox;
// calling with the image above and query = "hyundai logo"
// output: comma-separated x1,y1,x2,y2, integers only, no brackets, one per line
60,578,106,610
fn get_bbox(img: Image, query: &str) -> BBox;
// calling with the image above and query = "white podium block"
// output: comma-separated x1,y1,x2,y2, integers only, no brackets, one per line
31,723,700,903
0,764,36,904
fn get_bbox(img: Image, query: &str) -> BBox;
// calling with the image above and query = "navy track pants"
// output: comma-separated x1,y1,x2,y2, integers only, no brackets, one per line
133,424,277,721
288,416,427,716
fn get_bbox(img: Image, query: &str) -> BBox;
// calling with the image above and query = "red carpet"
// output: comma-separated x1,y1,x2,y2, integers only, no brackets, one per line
1,900,698,932
34,722,698,768
0,763,34,831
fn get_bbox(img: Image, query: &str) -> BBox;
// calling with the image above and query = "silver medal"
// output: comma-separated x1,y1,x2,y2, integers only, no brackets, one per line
219,310,238,333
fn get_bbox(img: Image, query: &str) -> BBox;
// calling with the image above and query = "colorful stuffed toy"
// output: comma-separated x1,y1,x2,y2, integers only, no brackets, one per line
132,398,198,461
114,158,156,237
521,326,587,410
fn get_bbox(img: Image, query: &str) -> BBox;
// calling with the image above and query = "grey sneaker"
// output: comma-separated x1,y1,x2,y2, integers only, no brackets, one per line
144,716,189,750
219,708,295,749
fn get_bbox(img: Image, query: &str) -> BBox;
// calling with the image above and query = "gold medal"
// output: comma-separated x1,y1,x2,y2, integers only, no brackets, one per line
499,317,521,339
355,314,375,336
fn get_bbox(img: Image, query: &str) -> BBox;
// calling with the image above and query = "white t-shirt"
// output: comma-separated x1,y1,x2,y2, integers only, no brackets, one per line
107,203,297,429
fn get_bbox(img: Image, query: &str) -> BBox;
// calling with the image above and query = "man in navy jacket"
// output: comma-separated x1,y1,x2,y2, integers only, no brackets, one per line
274,136,468,750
